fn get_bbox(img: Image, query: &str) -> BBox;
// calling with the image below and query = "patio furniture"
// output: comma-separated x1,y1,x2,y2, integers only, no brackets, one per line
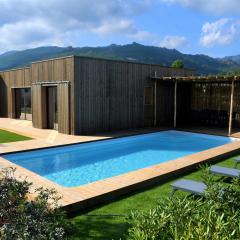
210,165,240,178
234,156,240,167
171,179,207,196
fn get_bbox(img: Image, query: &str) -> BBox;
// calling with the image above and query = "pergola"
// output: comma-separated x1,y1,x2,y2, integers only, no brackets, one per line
152,74,240,136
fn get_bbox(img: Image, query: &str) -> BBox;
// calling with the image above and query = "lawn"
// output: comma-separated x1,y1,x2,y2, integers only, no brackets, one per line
70,156,238,240
0,129,32,143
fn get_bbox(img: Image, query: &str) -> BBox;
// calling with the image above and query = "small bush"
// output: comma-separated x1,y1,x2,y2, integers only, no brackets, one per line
171,60,184,68
0,168,71,240
127,170,240,240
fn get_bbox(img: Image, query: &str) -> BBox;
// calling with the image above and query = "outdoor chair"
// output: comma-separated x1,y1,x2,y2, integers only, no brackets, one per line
234,156,240,167
171,179,207,196
171,165,240,196
210,165,240,178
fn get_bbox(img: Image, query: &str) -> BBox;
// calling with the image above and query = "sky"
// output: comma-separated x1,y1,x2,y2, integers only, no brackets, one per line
0,0,240,57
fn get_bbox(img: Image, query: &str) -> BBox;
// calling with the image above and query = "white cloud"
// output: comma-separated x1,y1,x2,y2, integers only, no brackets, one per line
200,18,239,47
129,31,154,41
91,19,154,43
91,20,135,35
160,0,240,15
159,35,188,49
0,0,152,52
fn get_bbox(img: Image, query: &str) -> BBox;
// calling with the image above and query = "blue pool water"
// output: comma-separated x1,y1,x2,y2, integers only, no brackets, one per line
3,131,236,187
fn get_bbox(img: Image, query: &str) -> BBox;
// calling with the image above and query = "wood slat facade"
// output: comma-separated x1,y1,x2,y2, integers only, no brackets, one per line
31,57,74,134
0,67,31,118
0,56,193,135
175,82,240,129
32,84,47,129
73,56,192,134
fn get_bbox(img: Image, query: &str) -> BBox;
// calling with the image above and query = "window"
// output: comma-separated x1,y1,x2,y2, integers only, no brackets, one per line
144,86,153,105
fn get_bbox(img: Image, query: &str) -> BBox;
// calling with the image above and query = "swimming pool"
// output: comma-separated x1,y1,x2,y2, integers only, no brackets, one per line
3,131,236,187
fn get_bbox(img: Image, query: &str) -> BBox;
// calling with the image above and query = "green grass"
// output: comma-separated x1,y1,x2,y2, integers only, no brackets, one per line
0,129,32,143
70,156,239,240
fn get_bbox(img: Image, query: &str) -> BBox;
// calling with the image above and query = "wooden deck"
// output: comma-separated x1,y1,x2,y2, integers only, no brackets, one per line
0,118,166,154
1,118,240,212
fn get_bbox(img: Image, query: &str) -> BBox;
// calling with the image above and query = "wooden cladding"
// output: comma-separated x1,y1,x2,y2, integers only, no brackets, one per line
0,76,7,116
32,84,47,129
190,83,231,127
144,87,153,105
0,57,74,134
173,82,240,128
0,56,193,135
73,57,193,134
30,57,73,134
0,67,31,87
58,83,70,134
31,57,74,83
0,67,31,117
156,82,174,126
191,83,231,112
10,88,16,118
32,83,71,134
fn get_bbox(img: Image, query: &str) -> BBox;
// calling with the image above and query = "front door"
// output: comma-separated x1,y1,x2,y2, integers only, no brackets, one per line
47,86,58,130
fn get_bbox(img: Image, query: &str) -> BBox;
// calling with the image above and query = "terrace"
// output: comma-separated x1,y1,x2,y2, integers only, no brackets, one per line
1,74,240,238
0,122,240,214
0,122,239,239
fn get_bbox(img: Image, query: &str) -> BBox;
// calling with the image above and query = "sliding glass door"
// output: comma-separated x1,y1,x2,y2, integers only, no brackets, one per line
15,88,32,121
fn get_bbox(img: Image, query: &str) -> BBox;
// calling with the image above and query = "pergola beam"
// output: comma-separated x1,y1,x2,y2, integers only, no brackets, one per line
151,75,240,83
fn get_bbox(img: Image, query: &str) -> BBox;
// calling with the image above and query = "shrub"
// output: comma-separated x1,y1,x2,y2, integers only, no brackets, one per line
171,60,184,68
127,170,240,240
0,168,71,240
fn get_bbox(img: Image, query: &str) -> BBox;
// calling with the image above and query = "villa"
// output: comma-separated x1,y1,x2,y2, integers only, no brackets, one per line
0,56,193,135
0,56,240,136
0,56,240,212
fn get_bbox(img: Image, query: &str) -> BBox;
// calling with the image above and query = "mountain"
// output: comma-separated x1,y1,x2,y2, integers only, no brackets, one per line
221,55,240,65
0,43,239,75
0,47,67,70
0,50,19,57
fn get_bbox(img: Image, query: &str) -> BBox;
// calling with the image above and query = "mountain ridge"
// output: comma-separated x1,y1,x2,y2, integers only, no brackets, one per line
0,43,239,75
221,55,240,65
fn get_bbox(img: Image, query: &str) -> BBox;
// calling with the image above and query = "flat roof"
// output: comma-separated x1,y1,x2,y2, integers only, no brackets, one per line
0,55,194,73
73,55,194,71
0,66,30,74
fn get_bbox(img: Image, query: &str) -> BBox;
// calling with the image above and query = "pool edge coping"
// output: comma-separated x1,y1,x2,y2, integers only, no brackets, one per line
0,128,172,155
